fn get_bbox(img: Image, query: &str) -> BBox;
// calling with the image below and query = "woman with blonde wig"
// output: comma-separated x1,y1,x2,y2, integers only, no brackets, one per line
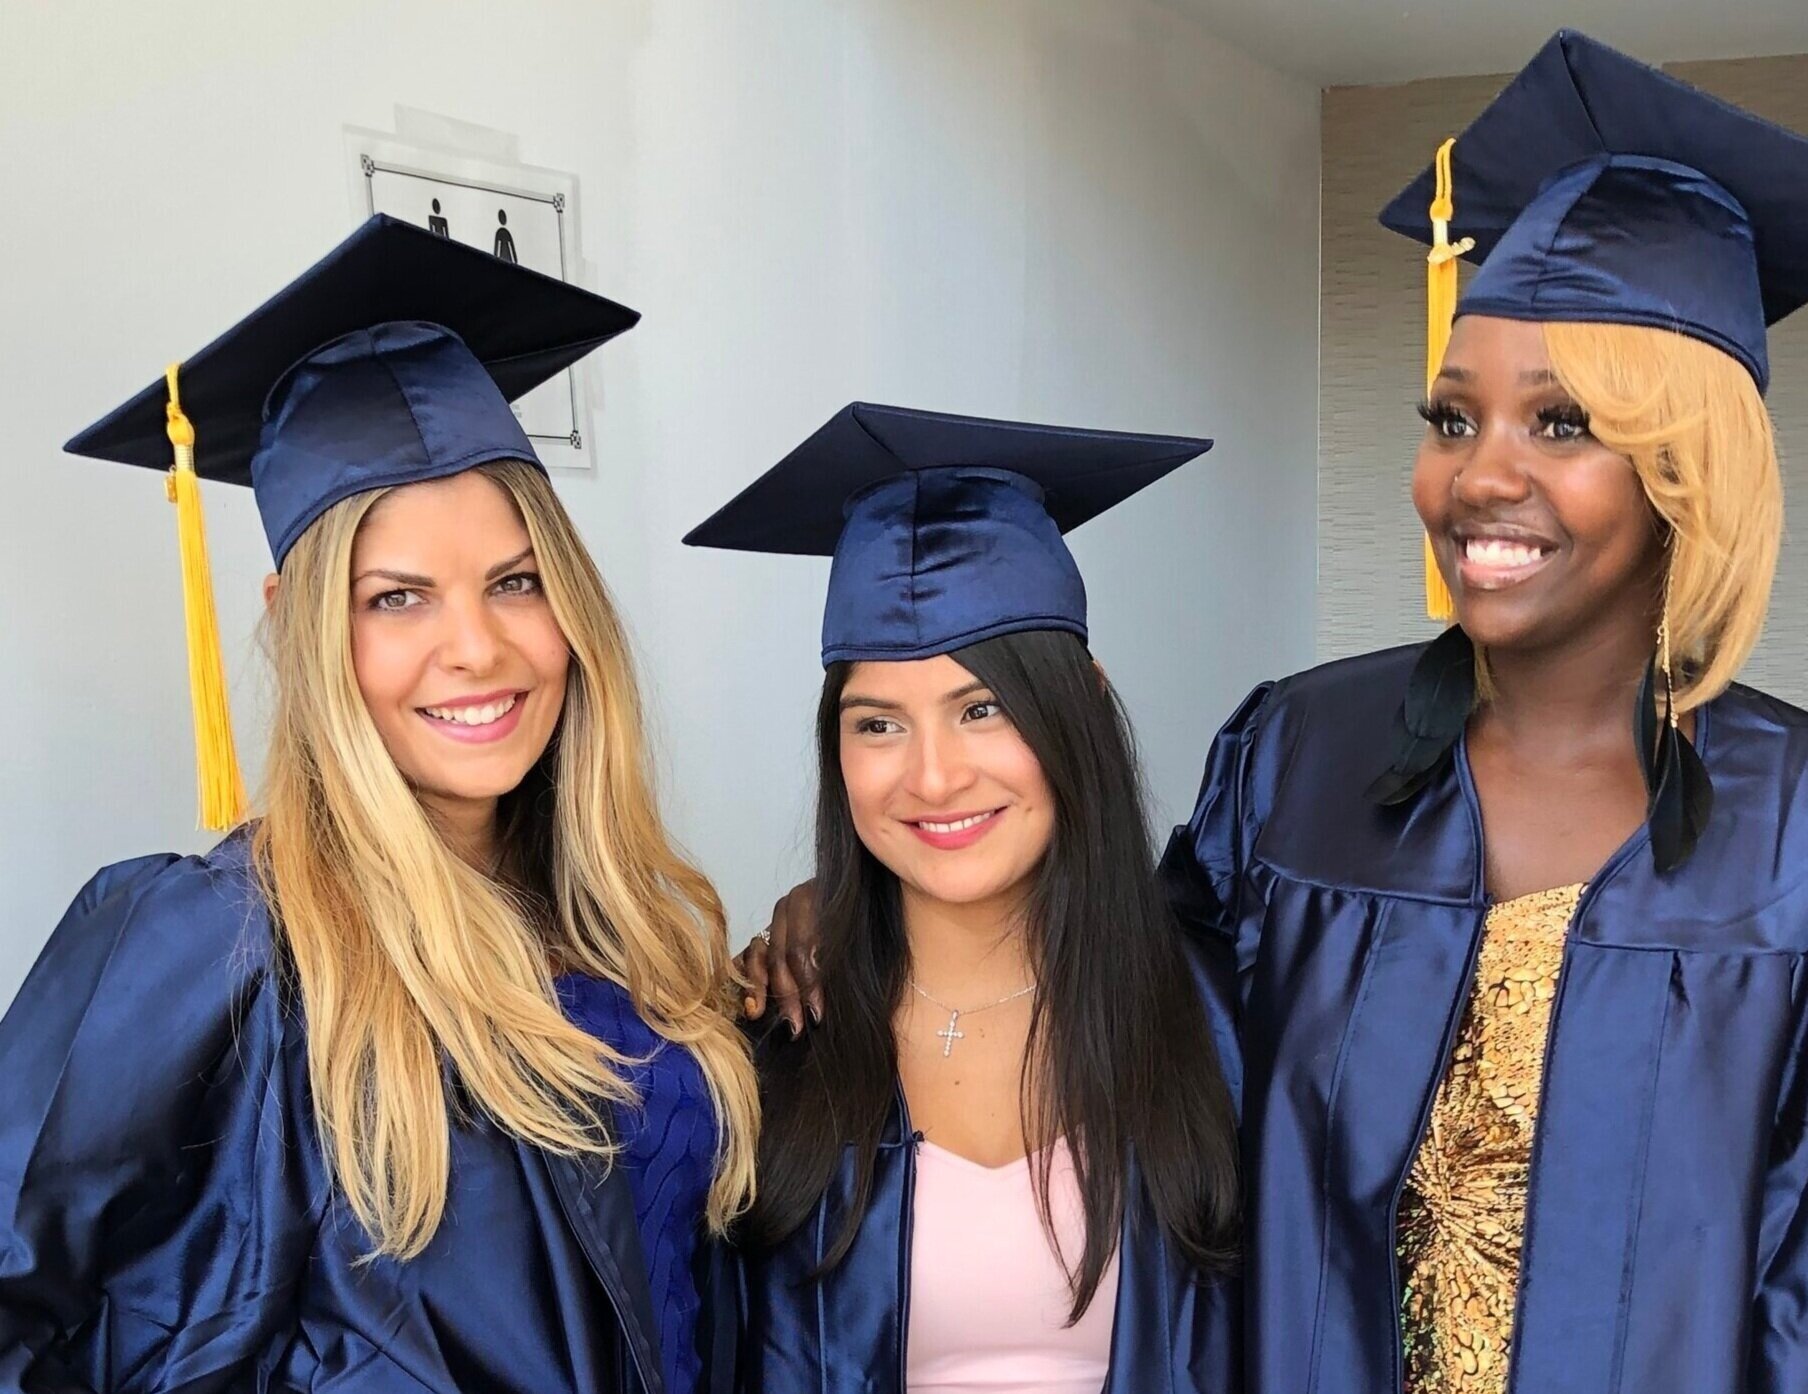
1160,32,1808,1394
0,217,756,1394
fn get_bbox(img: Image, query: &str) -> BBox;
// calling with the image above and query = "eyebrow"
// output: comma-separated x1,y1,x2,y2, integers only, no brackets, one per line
838,679,991,713
485,547,535,580
353,567,434,588
839,694,902,713
352,547,535,590
1432,366,1563,387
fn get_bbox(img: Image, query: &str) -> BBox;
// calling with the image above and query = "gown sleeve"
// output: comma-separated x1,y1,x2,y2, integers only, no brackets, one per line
0,850,318,1392
1158,682,1275,954
1749,980,1808,1390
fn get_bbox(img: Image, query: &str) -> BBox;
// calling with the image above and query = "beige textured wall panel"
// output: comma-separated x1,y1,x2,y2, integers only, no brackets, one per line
1320,55,1808,706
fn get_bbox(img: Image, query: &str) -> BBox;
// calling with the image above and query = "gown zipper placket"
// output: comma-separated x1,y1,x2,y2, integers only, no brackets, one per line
894,1077,921,1394
1382,728,1492,1394
1497,856,1638,1394
1494,704,1700,1391
1383,720,1662,1394
1385,902,1490,1394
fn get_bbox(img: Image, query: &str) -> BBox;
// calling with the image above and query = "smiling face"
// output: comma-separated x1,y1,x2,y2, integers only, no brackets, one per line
1413,315,1667,655
347,469,570,836
837,653,1056,920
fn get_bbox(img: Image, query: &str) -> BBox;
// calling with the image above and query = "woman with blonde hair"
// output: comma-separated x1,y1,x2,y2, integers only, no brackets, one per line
0,217,757,1393
1161,32,1808,1394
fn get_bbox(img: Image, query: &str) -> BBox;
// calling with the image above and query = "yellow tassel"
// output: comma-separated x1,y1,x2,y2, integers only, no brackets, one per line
1424,532,1455,623
165,364,246,831
1422,137,1475,623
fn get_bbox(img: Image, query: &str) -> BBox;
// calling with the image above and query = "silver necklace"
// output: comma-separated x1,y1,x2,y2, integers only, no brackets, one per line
907,976,1037,1058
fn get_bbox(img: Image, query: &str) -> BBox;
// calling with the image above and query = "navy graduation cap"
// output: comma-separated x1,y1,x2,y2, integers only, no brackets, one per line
684,402,1210,666
1380,28,1808,395
64,213,639,829
67,213,640,564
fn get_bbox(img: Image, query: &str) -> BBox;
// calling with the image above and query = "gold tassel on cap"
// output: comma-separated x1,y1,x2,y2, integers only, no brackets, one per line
1422,137,1475,623
164,364,247,830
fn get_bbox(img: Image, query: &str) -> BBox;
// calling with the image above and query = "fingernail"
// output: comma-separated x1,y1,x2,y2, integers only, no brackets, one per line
788,1019,802,1039
743,996,758,1016
808,1003,822,1024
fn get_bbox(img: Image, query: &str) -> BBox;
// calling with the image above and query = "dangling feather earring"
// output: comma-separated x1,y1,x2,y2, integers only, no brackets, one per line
1638,570,1713,872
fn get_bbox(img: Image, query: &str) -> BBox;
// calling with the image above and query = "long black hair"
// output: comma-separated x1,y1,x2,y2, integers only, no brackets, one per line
744,628,1238,1320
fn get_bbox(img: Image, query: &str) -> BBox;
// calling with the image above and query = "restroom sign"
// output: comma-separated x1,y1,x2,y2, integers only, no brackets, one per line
345,123,593,472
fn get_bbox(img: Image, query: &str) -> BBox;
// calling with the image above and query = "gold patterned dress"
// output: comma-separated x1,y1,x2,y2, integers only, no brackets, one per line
1396,883,1584,1392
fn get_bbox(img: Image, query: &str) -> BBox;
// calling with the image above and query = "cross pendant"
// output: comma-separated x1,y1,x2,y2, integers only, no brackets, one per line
936,1010,964,1058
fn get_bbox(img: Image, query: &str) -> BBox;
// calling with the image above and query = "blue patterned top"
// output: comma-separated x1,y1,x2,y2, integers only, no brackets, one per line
555,974,718,1394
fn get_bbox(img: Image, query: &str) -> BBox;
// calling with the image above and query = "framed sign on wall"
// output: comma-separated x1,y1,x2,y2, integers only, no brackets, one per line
344,121,596,473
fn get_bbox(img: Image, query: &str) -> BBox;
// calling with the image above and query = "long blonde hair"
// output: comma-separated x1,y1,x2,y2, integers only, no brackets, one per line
1542,321,1782,710
253,459,757,1258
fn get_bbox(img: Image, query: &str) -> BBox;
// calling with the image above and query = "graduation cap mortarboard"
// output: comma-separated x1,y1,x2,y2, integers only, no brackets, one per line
1383,28,1808,393
684,402,1211,665
67,212,640,563
64,213,640,828
1379,28,1808,617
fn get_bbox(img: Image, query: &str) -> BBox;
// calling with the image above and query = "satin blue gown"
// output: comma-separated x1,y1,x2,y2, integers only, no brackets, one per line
1159,642,1808,1394
0,829,734,1393
736,936,1243,1392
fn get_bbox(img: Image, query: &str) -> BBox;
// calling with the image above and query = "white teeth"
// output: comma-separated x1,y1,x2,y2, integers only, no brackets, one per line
918,812,995,834
423,695,518,726
1465,538,1546,568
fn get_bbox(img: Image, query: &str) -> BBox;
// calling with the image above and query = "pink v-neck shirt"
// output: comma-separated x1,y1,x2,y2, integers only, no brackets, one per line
905,1140,1119,1393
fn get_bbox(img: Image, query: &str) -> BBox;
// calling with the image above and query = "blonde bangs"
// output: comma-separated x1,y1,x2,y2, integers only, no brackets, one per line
1542,320,1782,710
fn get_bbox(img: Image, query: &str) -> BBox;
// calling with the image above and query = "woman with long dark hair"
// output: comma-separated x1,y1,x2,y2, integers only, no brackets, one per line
687,404,1240,1392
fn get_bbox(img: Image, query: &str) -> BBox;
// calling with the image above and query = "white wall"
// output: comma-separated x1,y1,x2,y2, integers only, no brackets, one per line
0,0,1319,1004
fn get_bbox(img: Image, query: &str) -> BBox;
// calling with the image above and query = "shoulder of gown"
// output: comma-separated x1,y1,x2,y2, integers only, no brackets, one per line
1257,651,1808,852
1621,679,1808,946
0,826,322,1391
1160,643,1434,931
2,828,290,1157
1715,679,1808,798
1165,646,1808,940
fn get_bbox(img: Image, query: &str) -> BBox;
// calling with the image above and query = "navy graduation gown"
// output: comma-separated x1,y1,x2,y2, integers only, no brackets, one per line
0,831,735,1394
736,938,1242,1393
1160,642,1808,1394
